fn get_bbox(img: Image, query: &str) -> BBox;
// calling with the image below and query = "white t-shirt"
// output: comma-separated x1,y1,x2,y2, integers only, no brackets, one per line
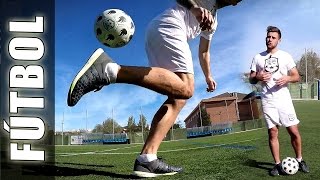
250,50,296,99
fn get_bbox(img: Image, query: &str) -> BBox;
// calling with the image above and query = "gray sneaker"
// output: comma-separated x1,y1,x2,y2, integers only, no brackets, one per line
67,48,114,106
132,158,183,178
298,160,310,173
269,163,283,176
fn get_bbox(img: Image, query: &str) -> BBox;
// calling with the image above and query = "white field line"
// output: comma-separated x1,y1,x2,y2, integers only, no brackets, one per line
57,138,260,157
230,128,264,135
56,145,141,155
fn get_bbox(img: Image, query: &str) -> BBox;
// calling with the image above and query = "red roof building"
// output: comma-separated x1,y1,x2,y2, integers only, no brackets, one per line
184,92,261,128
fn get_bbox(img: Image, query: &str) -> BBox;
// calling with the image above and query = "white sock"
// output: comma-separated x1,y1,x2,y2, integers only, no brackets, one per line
137,154,157,163
105,63,119,83
296,157,302,162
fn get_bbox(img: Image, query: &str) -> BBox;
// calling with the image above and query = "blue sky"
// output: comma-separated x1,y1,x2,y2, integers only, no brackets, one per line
55,0,320,131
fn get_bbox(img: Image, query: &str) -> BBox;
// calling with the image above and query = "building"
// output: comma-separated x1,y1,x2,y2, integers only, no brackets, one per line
184,92,261,128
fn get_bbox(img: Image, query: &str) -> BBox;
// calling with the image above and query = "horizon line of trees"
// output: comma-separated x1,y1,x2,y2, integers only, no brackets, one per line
91,114,183,134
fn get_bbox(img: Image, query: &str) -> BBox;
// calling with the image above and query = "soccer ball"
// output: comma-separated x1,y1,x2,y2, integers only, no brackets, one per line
281,157,299,175
94,9,135,48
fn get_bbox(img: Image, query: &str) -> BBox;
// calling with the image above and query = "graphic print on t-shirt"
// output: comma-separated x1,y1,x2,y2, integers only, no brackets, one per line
264,56,279,74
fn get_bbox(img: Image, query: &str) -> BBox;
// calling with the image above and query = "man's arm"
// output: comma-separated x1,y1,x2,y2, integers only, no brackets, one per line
199,36,216,92
288,67,301,83
275,67,300,86
250,70,272,84
249,71,259,84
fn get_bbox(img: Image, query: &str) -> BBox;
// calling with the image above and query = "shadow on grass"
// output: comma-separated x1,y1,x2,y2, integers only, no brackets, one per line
244,159,274,171
55,162,114,168
2,163,141,179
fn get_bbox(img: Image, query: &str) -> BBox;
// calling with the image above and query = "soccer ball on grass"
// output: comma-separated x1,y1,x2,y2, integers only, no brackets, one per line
94,9,135,48
281,157,299,175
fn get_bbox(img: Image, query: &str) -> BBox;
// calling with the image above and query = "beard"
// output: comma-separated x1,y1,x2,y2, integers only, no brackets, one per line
266,42,278,50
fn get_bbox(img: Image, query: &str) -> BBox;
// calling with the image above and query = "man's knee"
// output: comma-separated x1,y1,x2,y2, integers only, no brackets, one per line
174,85,193,99
287,125,300,138
268,127,278,139
174,99,187,108
167,98,187,109
183,86,194,99
175,72,194,99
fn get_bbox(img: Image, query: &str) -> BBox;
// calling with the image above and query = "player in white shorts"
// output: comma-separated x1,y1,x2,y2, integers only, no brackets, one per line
146,1,218,74
249,26,309,176
67,0,242,177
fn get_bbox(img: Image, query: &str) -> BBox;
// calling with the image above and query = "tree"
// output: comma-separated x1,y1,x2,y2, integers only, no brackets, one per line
102,118,122,134
127,116,136,133
78,129,88,133
198,107,211,127
137,114,148,132
296,49,320,83
92,118,122,134
241,72,262,92
92,124,103,133
173,121,182,129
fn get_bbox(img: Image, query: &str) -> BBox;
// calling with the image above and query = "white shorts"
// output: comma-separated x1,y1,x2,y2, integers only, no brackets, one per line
145,20,194,74
262,98,299,129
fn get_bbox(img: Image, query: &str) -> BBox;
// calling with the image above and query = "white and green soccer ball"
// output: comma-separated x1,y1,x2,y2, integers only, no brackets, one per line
281,157,299,175
94,9,135,48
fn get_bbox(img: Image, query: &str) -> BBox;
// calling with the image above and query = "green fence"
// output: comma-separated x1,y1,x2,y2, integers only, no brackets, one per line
289,81,319,99
54,119,264,145
55,134,70,145
232,119,263,132
127,132,148,144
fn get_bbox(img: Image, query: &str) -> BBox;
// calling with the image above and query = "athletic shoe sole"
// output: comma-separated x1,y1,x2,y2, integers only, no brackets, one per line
67,48,104,106
132,171,177,178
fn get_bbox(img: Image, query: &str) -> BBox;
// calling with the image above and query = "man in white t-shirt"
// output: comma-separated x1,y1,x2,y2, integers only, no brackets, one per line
249,26,309,176
67,0,242,177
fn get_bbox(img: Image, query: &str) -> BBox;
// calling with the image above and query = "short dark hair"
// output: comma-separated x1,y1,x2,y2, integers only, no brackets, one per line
267,26,281,39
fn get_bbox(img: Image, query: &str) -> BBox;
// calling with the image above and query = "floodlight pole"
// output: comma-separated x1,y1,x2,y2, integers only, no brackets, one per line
305,48,308,99
314,78,320,100
86,109,88,132
171,122,174,141
112,108,114,139
199,102,203,132
140,106,144,143
62,111,64,145
305,48,308,84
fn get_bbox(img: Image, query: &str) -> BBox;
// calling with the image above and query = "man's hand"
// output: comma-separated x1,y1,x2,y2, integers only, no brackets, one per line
206,76,217,92
256,70,272,82
275,75,290,86
190,7,214,31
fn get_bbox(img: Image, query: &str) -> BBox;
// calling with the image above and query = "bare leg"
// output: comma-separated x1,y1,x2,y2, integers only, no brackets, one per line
140,73,194,154
67,52,195,107
286,125,302,159
117,66,193,99
141,98,186,154
268,126,281,164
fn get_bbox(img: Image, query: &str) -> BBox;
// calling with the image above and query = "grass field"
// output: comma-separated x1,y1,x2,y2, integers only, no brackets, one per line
51,100,319,179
